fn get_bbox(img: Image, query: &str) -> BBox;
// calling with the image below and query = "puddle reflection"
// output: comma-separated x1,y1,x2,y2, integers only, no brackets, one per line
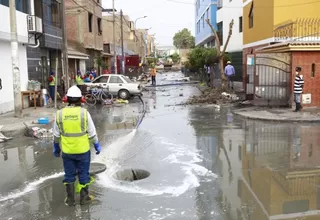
189,106,320,220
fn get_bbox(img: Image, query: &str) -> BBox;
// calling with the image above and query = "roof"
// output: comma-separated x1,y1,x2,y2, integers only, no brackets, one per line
256,41,320,53
68,48,89,60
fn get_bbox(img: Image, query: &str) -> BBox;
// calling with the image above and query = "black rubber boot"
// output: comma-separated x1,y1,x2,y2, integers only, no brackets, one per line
64,184,75,206
80,186,94,205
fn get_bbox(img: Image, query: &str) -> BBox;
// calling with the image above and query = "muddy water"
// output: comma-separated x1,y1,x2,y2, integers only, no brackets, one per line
0,72,320,220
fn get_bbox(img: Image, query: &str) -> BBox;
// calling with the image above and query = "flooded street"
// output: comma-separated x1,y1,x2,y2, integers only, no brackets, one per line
1,72,320,220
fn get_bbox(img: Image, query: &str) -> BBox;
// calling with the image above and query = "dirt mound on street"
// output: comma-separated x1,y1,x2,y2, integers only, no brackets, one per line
186,87,236,105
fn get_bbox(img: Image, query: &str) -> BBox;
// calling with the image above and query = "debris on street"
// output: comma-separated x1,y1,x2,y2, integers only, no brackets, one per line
186,87,239,105
0,125,12,142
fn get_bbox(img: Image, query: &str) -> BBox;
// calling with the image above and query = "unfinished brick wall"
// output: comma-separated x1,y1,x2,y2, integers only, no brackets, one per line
292,51,320,107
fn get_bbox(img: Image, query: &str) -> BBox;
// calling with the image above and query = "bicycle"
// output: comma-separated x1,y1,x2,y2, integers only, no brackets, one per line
85,86,113,106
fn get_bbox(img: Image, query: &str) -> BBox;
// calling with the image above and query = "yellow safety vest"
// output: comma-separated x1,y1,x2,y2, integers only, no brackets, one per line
49,76,55,86
56,107,90,154
76,75,84,85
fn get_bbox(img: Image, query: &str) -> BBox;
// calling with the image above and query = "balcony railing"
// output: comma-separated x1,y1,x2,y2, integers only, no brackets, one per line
274,18,320,42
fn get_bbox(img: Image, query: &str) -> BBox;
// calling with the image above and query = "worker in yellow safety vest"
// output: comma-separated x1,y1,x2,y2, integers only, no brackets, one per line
76,70,85,93
52,85,101,206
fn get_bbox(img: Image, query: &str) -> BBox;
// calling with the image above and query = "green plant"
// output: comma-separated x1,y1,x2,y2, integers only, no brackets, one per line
170,53,180,64
173,28,195,49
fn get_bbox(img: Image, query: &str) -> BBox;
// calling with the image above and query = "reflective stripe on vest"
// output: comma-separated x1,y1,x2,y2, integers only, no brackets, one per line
49,76,55,86
76,75,84,85
56,107,90,154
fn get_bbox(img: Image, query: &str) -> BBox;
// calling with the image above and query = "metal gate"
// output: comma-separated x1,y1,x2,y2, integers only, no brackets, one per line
246,55,255,96
254,53,291,106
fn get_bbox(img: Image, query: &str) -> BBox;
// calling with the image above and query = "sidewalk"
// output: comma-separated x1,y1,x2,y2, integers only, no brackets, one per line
0,107,57,137
233,107,320,122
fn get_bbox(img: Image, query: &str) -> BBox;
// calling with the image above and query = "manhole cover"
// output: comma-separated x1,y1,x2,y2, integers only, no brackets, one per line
113,169,150,182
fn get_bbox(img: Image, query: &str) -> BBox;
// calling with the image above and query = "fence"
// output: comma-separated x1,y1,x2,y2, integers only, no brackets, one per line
274,18,320,41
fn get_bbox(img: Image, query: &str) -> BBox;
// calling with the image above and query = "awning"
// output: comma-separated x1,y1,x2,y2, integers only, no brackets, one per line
256,41,320,53
68,48,89,60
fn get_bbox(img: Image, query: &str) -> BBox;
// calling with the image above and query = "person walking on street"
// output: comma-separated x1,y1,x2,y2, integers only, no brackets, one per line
151,64,157,85
293,66,304,112
224,61,235,90
52,86,102,206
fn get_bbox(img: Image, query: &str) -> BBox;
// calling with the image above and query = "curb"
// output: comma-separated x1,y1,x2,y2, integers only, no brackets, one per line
233,111,320,123
1,120,54,137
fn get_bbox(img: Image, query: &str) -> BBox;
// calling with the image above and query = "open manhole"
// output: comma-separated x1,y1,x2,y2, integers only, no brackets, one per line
113,169,150,182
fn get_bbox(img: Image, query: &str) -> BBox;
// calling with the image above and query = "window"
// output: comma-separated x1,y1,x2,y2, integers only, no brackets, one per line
202,16,204,28
249,3,254,28
51,2,60,28
88,13,93,32
97,18,102,35
109,76,124,83
239,16,243,33
206,8,209,19
1,0,29,13
94,76,109,83
122,76,133,83
312,63,316,77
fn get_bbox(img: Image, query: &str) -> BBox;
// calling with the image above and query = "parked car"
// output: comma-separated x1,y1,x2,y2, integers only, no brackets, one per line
84,74,142,100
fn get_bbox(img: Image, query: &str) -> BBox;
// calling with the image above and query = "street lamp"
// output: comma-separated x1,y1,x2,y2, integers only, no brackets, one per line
135,16,147,28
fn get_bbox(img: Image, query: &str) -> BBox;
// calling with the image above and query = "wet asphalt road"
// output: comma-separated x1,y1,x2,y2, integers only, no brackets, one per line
1,72,320,220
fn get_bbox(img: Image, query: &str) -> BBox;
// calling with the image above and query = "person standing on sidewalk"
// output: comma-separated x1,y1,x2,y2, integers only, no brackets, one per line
48,71,56,101
52,86,102,206
224,61,235,90
293,66,304,112
76,70,85,94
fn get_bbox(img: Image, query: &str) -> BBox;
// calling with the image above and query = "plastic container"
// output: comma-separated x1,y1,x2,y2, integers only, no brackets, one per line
38,117,49,124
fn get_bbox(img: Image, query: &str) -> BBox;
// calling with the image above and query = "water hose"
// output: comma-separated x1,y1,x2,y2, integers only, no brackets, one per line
135,95,146,129
144,81,200,88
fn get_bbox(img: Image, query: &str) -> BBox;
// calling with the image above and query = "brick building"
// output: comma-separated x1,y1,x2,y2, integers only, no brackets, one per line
65,0,103,76
242,0,320,106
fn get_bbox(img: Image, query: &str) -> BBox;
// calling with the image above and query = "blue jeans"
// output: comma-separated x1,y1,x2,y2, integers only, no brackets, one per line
49,85,55,99
62,151,91,185
294,93,301,104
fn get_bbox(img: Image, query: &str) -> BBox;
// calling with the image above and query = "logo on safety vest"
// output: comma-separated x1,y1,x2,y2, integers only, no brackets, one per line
64,115,79,120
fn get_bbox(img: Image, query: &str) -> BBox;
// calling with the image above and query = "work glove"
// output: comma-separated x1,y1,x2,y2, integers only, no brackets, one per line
53,143,61,157
94,142,101,155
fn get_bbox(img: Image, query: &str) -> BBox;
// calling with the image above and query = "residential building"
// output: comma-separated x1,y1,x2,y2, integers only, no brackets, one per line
27,0,63,93
243,0,320,107
195,0,218,47
136,29,148,63
65,0,103,75
216,0,243,80
147,34,156,57
0,1,30,114
102,11,138,56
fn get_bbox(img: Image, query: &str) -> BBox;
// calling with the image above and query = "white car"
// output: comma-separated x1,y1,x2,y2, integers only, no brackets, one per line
84,74,142,100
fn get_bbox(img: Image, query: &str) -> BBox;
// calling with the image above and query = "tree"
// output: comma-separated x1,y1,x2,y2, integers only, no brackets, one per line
205,19,234,88
170,52,180,64
173,28,195,49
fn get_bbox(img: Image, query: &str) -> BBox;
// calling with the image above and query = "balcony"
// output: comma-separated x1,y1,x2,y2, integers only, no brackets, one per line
274,18,320,42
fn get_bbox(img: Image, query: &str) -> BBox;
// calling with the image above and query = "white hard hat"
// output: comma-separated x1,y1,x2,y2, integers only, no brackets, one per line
67,85,82,97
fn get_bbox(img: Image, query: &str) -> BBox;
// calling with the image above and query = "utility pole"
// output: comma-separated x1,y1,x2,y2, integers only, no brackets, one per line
112,0,117,74
9,0,22,117
60,0,69,92
120,10,125,75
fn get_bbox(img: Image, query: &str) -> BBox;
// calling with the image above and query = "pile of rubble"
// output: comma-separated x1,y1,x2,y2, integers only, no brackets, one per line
186,87,239,105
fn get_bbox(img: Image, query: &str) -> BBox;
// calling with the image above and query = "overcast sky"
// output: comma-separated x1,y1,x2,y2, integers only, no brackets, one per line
102,0,195,46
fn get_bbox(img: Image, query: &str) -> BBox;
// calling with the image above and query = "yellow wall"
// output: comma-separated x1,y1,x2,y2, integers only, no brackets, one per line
243,0,274,45
274,0,320,25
